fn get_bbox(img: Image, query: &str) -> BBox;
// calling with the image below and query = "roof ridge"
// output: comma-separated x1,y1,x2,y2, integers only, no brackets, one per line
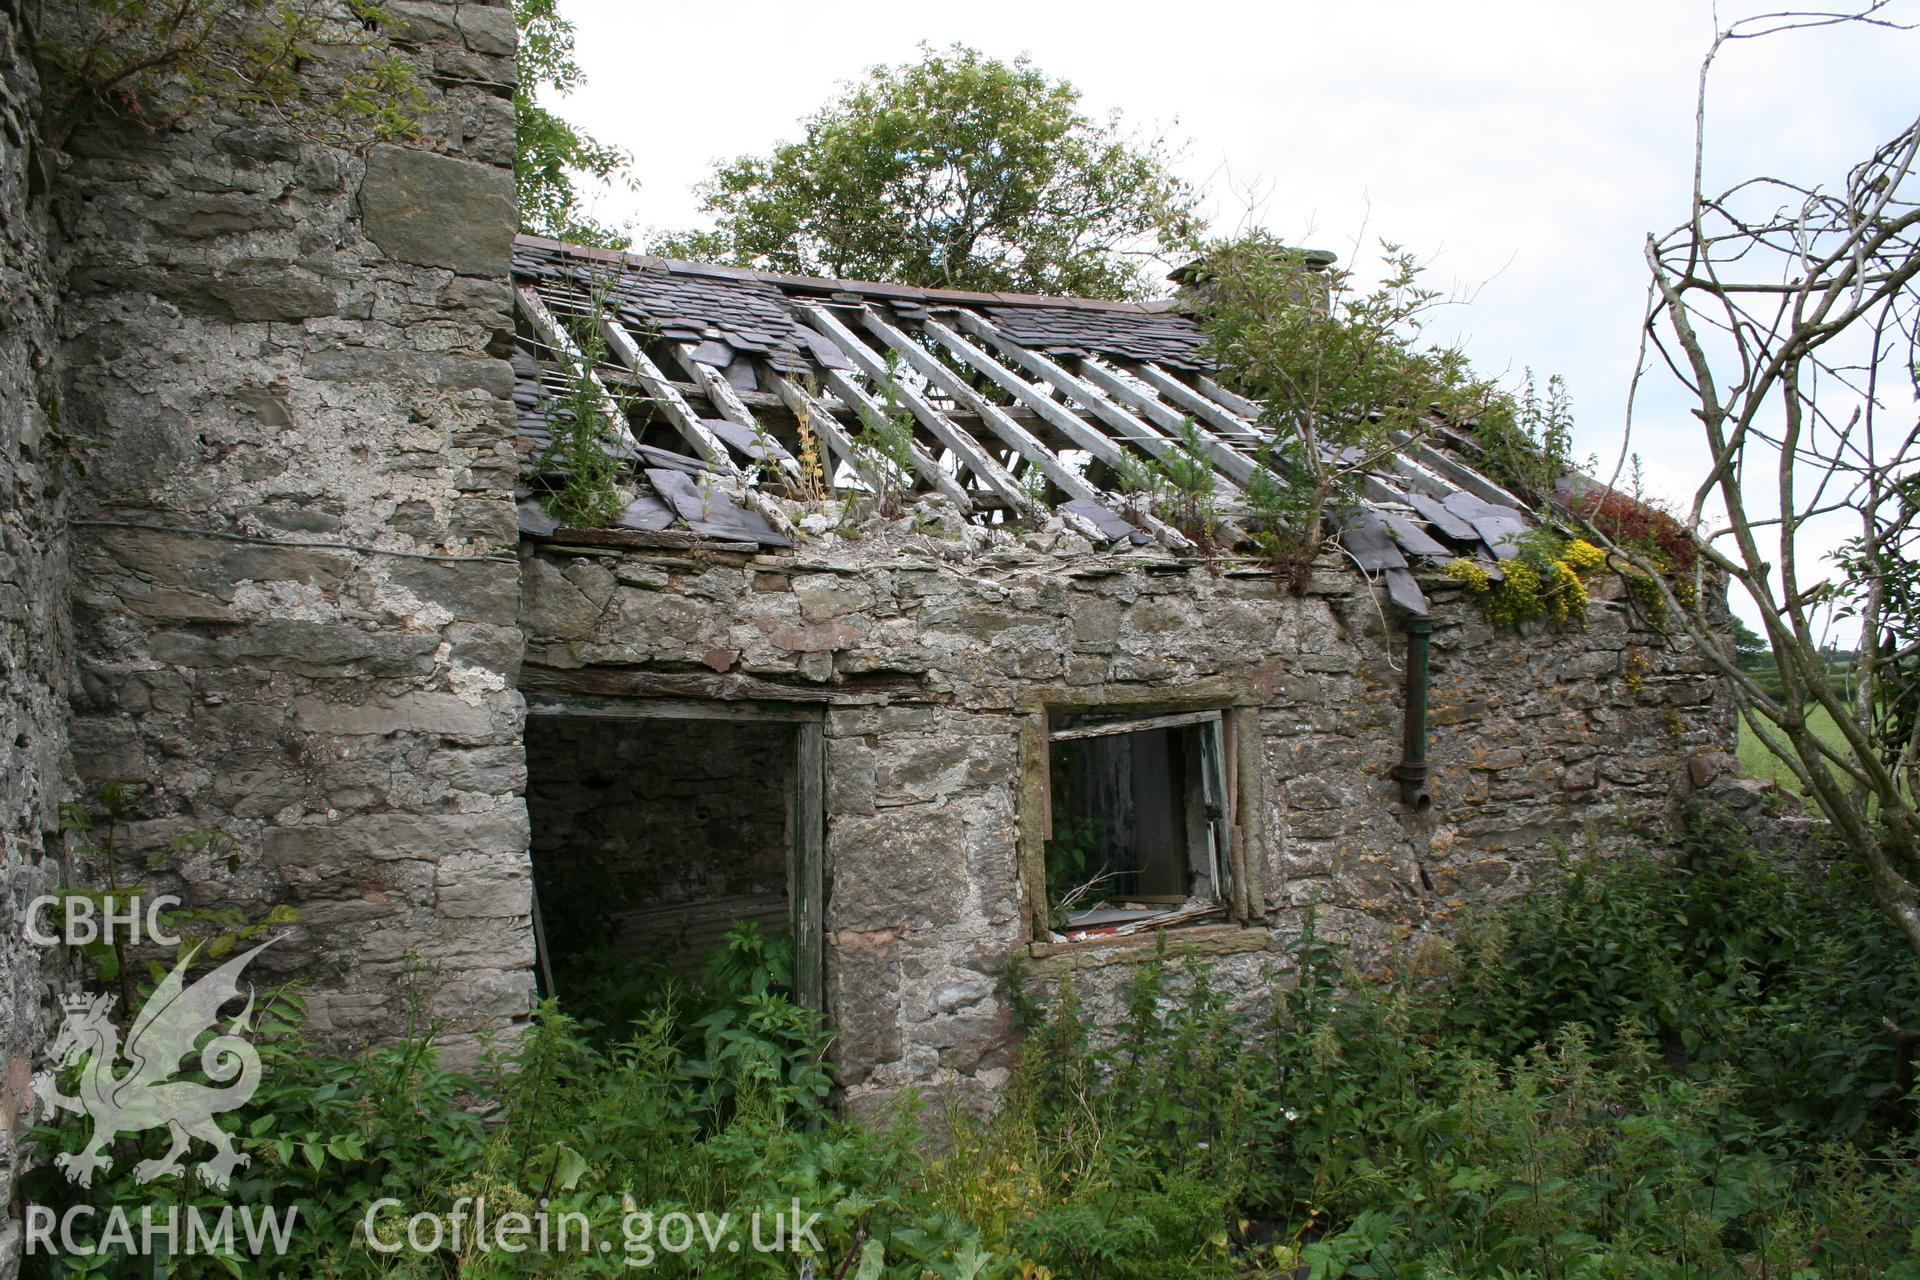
513,233,1172,314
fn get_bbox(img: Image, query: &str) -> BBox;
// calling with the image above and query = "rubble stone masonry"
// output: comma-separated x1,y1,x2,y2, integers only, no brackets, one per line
0,1,71,1260
518,523,1735,1116
52,0,533,1062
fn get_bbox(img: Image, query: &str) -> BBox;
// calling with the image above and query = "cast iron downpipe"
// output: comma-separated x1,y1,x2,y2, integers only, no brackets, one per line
1394,616,1433,813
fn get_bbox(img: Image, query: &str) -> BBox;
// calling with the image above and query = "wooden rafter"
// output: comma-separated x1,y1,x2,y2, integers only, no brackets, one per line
919,316,1130,470
948,311,1249,499
512,286,641,454
1133,361,1266,449
1197,374,1262,421
1132,357,1409,509
667,342,800,477
797,304,1035,515
1077,356,1277,493
1387,430,1531,510
853,307,1115,509
594,315,739,474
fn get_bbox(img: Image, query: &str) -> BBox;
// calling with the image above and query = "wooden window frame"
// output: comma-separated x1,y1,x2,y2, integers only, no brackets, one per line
1018,694,1267,945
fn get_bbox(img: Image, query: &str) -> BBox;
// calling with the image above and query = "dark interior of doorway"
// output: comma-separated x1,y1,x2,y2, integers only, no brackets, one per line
524,712,801,1020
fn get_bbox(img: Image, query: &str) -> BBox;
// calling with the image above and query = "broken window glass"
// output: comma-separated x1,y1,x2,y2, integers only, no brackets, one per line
1044,709,1234,940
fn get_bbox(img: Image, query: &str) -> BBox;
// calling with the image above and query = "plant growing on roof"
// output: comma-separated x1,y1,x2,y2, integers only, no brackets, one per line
1113,418,1219,546
1181,234,1501,571
1468,370,1589,508
533,284,633,529
1445,533,1607,629
847,352,918,519
784,377,833,502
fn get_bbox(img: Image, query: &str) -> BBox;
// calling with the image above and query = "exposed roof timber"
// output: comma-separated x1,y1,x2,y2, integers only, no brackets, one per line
1112,350,1412,511
798,303,1036,516
1076,355,1275,493
776,371,975,512
856,314,1182,552
942,315,1257,544
1376,447,1461,501
852,306,1115,508
851,307,1187,550
1132,362,1266,449
666,341,800,477
1196,375,1262,420
513,286,641,455
513,232,1167,317
595,315,799,539
593,314,738,474
919,317,1128,470
1387,430,1530,510
509,238,1555,601
947,310,1244,494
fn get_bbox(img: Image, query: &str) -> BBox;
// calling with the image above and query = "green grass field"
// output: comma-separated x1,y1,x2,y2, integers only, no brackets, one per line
1735,702,1847,794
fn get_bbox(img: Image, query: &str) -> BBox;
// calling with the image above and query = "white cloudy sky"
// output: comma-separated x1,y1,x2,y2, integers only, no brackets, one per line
552,1,1917,633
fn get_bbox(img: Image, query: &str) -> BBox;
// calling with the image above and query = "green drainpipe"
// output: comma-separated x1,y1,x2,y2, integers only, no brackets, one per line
1394,616,1433,812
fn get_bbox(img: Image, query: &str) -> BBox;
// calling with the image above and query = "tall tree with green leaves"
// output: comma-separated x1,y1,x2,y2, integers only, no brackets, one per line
514,0,632,247
653,44,1198,299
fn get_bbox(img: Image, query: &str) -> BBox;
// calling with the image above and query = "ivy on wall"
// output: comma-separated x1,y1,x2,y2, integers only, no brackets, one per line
34,0,425,149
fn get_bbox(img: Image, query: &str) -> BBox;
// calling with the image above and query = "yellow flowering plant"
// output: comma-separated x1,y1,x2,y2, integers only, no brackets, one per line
1445,534,1606,629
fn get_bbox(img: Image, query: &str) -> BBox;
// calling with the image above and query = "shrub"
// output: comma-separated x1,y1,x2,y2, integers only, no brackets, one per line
24,822,1920,1277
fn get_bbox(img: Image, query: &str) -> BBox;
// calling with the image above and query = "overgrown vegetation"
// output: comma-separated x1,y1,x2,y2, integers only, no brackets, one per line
653,43,1198,299
530,286,633,529
849,354,920,519
1112,418,1220,546
34,0,425,149
27,816,1920,1276
1181,235,1502,570
1444,532,1608,629
1467,370,1585,506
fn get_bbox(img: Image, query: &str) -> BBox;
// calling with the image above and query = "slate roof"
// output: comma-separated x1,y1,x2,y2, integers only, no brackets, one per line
981,304,1210,370
510,234,1541,613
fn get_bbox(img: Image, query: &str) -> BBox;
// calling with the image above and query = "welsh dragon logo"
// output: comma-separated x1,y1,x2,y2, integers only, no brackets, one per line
32,940,275,1190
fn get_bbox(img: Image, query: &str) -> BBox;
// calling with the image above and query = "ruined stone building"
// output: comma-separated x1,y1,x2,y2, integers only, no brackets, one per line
0,0,1733,1253
502,236,1734,1112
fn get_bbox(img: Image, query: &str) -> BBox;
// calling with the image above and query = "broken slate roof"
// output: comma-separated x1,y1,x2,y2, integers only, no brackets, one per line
980,303,1210,371
510,234,1539,613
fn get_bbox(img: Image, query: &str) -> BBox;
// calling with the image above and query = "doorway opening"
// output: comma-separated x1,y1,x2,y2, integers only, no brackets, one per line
523,697,824,1024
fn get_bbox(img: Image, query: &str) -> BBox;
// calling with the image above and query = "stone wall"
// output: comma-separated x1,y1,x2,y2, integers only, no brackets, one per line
0,1,68,1263
519,524,1735,1114
53,0,532,1062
